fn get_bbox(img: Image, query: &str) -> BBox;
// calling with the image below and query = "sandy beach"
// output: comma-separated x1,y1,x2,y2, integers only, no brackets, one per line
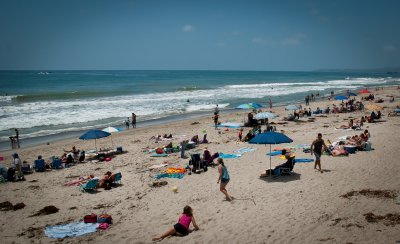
1,87,399,244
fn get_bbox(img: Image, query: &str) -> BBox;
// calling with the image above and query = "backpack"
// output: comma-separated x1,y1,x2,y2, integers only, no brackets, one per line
98,214,112,224
7,168,15,181
84,214,98,223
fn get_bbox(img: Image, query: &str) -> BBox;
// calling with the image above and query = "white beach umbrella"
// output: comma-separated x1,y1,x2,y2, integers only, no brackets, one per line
102,127,121,148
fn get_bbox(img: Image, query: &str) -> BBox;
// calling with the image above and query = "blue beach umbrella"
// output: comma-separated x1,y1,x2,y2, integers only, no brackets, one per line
236,103,255,109
79,130,111,152
335,95,348,101
249,132,293,177
285,104,299,111
248,103,263,109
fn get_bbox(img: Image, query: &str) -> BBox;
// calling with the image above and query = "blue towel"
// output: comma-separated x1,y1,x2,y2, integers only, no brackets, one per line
218,153,242,159
155,173,185,179
233,147,256,154
266,151,282,156
216,123,242,128
45,221,98,238
294,158,314,163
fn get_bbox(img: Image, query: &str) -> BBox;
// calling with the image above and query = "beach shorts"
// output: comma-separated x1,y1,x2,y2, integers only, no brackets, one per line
174,223,188,236
221,178,230,184
314,152,321,161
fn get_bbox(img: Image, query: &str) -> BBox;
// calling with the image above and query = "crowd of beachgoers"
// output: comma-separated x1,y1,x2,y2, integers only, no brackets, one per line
0,86,399,243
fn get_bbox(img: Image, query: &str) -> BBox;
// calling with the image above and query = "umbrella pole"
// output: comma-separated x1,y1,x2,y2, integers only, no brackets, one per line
110,134,114,149
269,144,272,177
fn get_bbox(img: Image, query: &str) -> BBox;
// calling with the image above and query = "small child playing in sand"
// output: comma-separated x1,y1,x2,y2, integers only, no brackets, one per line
152,205,199,241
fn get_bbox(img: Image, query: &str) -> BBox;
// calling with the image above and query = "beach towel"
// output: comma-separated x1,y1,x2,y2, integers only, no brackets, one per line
218,153,242,159
216,123,242,128
155,167,186,179
155,173,185,179
44,221,98,238
150,153,168,157
266,151,283,156
293,158,314,163
233,147,256,154
291,144,310,149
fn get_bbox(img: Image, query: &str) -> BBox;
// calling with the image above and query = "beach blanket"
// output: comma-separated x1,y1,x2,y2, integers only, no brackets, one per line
218,153,242,159
216,123,242,128
291,144,310,149
150,153,168,157
155,167,186,179
155,173,185,179
233,147,256,154
294,158,314,163
45,221,98,238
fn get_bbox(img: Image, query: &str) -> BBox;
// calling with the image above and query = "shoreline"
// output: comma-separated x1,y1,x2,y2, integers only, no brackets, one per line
0,87,350,152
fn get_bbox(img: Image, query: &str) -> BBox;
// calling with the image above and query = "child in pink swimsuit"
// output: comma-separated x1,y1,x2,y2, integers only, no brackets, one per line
152,206,199,241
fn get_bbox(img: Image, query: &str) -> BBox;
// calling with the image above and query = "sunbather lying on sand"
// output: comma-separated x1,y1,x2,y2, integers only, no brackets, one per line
64,175,95,186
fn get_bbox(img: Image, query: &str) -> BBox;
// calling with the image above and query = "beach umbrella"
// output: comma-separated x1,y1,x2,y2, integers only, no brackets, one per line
248,103,263,109
236,103,263,109
365,104,384,111
102,127,121,148
248,132,293,177
255,112,276,120
346,92,357,96
236,103,255,109
285,104,299,111
359,89,370,94
335,95,348,101
79,130,111,152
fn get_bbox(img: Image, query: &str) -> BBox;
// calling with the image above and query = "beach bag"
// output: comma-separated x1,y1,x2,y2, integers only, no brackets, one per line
97,214,112,224
98,223,110,230
84,214,98,223
364,142,372,151
7,168,15,181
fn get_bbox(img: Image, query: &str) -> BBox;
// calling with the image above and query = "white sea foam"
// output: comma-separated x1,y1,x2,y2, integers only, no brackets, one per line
0,76,398,139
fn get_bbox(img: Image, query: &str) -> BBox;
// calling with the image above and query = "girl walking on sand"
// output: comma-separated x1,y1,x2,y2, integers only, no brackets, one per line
217,158,232,201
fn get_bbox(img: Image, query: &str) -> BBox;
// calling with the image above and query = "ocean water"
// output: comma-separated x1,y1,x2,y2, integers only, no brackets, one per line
0,70,399,150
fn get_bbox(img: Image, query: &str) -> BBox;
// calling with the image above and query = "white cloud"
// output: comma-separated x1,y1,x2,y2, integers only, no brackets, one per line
383,45,397,52
252,37,275,46
182,24,195,32
282,33,306,46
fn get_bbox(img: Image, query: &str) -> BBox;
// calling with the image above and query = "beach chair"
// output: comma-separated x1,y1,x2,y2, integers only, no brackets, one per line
80,178,99,192
113,172,122,184
274,157,296,177
51,158,63,169
34,159,46,172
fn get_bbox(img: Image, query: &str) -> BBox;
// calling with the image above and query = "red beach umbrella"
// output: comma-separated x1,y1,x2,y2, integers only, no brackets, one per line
358,89,370,94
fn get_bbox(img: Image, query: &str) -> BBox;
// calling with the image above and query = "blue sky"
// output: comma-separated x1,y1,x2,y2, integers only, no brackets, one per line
0,0,399,71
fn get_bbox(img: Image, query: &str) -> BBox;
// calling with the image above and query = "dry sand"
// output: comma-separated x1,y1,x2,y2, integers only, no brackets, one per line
1,87,400,244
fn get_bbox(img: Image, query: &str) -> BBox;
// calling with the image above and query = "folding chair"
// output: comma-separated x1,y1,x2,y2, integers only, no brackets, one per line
113,172,122,184
34,159,46,172
80,178,99,192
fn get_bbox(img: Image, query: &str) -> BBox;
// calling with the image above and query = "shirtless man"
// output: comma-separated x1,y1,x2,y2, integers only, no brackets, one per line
311,133,329,172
